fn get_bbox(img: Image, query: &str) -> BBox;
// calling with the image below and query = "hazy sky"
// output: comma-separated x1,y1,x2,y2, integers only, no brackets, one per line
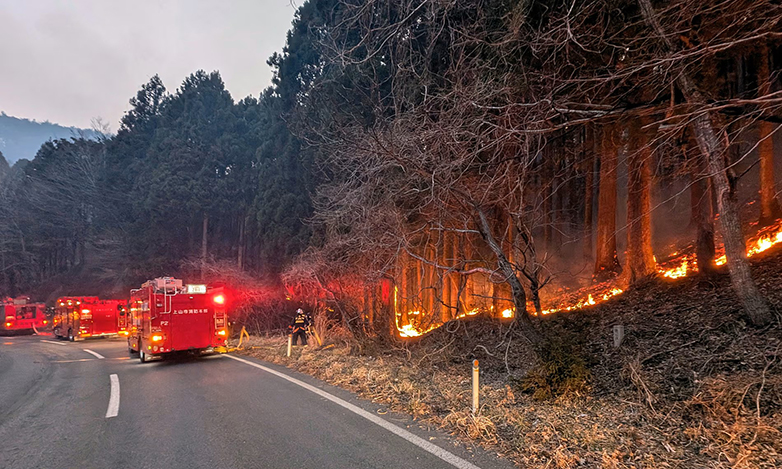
0,0,298,130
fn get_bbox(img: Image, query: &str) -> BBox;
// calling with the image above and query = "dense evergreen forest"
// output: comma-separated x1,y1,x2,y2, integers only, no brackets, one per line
1,0,781,339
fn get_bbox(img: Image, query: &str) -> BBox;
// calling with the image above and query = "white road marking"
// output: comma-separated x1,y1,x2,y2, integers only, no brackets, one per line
40,340,67,346
106,374,120,418
83,349,105,359
225,354,482,469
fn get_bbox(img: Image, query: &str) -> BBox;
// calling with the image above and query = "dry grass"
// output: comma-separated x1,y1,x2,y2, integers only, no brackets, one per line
239,332,781,468
236,252,782,468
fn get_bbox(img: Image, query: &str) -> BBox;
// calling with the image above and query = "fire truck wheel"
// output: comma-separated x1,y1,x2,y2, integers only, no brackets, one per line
53,327,61,338
139,349,148,363
67,329,74,342
128,346,138,356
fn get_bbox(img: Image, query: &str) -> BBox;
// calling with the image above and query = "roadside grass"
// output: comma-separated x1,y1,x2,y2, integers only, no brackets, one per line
236,253,782,468
238,326,780,468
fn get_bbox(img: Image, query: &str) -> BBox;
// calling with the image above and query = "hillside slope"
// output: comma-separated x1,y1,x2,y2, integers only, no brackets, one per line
242,250,782,468
0,113,100,163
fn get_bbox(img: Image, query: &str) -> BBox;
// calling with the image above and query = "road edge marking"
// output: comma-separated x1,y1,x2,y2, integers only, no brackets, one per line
225,354,481,469
40,340,67,346
83,349,105,359
106,374,120,418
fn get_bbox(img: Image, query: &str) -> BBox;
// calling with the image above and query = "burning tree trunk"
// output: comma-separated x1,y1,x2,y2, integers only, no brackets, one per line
624,118,657,284
594,124,621,280
757,42,781,226
638,0,772,326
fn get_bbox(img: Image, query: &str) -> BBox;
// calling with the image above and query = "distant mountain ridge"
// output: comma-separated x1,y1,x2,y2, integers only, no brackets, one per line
0,112,102,164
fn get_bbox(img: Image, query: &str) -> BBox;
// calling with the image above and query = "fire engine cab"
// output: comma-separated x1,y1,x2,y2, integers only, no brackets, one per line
1,297,47,334
127,277,228,363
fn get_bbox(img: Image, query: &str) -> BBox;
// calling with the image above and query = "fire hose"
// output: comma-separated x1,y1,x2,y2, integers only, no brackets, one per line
236,326,250,348
308,326,323,347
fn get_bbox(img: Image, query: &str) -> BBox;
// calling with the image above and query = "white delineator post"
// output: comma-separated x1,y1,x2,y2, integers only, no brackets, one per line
613,324,625,348
472,359,479,415
287,335,292,357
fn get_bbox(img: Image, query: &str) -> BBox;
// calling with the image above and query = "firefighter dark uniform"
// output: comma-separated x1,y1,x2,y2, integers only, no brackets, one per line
290,309,312,346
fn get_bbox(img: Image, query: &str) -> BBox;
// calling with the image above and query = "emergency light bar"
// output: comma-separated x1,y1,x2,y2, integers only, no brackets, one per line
186,284,207,294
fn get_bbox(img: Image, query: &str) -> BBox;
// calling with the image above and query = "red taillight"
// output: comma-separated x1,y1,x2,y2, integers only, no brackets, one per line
213,294,225,305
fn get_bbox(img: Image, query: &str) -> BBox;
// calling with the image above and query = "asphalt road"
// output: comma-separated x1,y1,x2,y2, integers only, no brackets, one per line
0,335,516,469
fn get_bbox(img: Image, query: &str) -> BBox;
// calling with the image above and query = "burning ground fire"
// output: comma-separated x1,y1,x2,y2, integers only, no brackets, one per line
395,220,782,337
658,220,782,277
537,286,625,316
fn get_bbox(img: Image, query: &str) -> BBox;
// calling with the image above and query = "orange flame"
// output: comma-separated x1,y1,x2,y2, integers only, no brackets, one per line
395,219,782,337
658,253,697,279
539,287,623,315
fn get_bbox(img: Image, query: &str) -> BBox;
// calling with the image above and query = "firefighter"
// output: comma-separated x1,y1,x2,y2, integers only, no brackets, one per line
289,308,312,346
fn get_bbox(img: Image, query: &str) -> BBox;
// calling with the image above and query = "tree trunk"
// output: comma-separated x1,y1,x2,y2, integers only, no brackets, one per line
201,213,208,280
758,120,780,225
583,126,595,259
440,230,453,322
757,42,781,226
474,206,542,347
398,250,409,328
376,278,396,339
624,118,656,284
455,233,468,316
543,159,553,252
238,215,246,269
636,0,772,326
517,225,544,315
690,149,717,275
694,114,771,325
594,124,621,279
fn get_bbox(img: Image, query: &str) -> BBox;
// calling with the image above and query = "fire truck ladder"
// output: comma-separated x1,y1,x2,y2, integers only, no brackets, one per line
161,284,178,348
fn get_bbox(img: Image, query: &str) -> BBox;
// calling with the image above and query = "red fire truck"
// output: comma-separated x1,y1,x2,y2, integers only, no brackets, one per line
127,277,228,363
1,297,47,334
53,296,126,341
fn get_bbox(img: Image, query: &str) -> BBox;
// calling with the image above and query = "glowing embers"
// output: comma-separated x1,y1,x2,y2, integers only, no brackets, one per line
500,308,514,318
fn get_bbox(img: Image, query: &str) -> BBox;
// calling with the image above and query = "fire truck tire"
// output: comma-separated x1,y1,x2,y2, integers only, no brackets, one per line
53,327,61,338
128,345,138,356
140,349,148,363
67,329,74,342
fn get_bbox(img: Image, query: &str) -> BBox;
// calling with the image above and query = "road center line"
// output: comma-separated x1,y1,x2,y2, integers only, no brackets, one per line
83,349,105,359
40,340,67,346
106,374,120,418
225,354,481,469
